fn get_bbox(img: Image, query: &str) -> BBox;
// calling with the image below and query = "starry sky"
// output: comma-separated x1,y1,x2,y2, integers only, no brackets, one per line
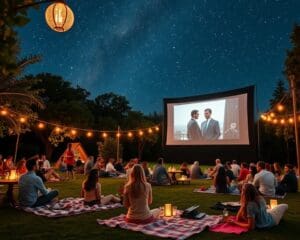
18,0,300,114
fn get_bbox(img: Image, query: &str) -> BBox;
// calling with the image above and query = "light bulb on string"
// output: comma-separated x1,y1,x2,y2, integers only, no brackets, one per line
139,130,144,136
277,104,284,112
127,132,133,138
270,112,275,118
54,127,61,133
86,131,93,137
19,117,26,123
280,119,285,125
70,129,77,136
148,128,153,134
116,132,121,138
102,132,108,138
288,118,294,124
272,119,278,124
155,126,159,131
1,109,8,116
38,122,45,129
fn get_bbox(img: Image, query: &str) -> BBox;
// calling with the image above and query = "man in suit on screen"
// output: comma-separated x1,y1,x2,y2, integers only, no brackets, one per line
187,110,202,141
201,108,220,140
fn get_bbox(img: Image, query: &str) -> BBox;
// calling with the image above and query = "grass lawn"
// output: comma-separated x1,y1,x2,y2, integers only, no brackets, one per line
0,172,299,240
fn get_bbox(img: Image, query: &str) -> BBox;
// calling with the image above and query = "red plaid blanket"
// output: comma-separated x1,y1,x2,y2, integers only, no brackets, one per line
18,197,122,218
97,213,222,240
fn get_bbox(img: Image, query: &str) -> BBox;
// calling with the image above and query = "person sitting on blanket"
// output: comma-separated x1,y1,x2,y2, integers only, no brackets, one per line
81,169,120,206
190,161,206,179
208,158,223,178
16,158,27,175
237,162,250,182
19,158,59,207
276,163,298,195
123,164,160,224
214,166,235,193
226,183,288,230
253,161,277,197
151,158,172,185
180,162,191,178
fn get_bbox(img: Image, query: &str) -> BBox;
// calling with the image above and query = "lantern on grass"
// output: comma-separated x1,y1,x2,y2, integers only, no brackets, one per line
164,203,173,217
270,199,278,209
45,2,74,32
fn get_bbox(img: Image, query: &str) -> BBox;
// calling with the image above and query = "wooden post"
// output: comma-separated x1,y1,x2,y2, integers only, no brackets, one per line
116,126,120,162
14,133,20,164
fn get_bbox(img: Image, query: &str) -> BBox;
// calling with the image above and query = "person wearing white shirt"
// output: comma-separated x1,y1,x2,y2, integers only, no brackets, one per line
41,155,51,170
231,160,241,178
253,161,277,196
106,158,117,173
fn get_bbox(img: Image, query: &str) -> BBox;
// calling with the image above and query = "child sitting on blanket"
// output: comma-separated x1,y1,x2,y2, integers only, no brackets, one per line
226,183,288,230
123,164,160,224
81,169,120,206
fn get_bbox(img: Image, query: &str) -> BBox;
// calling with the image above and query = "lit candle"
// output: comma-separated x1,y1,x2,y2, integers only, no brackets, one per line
9,170,17,180
270,199,278,209
164,203,173,217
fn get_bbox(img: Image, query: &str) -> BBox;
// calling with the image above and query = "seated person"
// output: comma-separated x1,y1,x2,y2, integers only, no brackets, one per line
243,165,257,184
225,161,235,182
180,162,191,178
84,156,95,175
273,162,283,182
141,161,151,180
123,164,160,224
190,161,205,179
36,160,61,182
253,161,277,197
208,158,223,178
81,169,120,206
16,158,27,175
106,158,119,176
114,158,125,173
19,159,58,207
214,166,232,193
231,160,241,178
238,162,250,182
151,158,172,185
276,164,298,195
3,155,15,172
227,184,288,229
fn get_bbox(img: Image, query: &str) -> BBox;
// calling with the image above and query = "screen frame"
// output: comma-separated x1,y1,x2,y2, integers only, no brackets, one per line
163,86,256,148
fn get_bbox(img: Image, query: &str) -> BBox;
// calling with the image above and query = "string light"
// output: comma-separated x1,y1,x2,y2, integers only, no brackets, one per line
102,132,108,138
1,110,8,116
277,104,284,112
288,118,294,124
116,132,121,138
139,130,144,136
155,126,159,131
127,132,133,138
54,127,61,133
148,128,153,134
19,117,26,123
86,131,93,137
38,122,45,129
70,129,77,135
272,119,278,124
270,112,275,118
280,119,285,125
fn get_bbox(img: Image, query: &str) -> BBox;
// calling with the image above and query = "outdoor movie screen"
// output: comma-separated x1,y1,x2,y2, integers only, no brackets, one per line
164,87,253,145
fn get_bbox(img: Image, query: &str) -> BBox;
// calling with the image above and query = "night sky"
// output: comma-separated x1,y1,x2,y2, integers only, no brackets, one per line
18,0,300,114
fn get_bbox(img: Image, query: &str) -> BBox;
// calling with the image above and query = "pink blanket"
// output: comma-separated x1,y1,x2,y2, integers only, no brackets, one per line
209,216,249,234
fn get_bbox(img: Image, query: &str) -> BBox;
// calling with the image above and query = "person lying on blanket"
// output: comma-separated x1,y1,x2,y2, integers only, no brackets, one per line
81,169,121,206
226,183,288,230
19,158,59,207
123,164,160,224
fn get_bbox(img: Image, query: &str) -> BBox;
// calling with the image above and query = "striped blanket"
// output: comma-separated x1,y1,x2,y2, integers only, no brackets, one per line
97,213,222,240
18,197,122,218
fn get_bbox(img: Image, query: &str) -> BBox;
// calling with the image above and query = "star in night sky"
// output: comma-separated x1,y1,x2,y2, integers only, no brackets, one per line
18,0,300,114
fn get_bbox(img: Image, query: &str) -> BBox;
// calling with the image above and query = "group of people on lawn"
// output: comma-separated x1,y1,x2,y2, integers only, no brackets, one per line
11,147,296,230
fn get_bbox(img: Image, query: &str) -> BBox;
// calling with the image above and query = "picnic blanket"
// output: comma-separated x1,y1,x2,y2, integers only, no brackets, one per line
18,197,122,218
97,213,222,240
209,216,249,234
193,187,286,199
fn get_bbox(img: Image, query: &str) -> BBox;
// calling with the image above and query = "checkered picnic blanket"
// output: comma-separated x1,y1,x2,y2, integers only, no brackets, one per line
18,197,122,218
97,213,222,240
193,187,286,199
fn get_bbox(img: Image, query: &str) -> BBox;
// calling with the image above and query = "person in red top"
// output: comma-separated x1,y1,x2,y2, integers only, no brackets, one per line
65,143,75,180
238,162,250,182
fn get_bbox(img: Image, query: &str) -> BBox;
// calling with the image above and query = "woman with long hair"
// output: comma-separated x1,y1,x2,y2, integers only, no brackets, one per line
123,164,160,224
81,169,120,206
228,184,288,229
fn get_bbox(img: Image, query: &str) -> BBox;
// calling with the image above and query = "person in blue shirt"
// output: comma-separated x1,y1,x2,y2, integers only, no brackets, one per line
151,158,172,185
19,158,58,207
227,184,288,229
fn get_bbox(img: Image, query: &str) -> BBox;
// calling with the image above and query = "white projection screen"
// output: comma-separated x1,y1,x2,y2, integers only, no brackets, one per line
165,89,251,146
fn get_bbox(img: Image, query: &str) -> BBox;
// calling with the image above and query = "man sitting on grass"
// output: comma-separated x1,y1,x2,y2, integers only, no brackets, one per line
19,158,58,207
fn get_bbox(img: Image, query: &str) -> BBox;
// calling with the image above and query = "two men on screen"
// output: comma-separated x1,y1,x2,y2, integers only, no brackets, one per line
187,108,220,141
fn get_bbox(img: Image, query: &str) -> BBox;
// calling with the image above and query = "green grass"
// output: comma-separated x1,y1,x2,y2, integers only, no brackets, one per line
0,173,300,240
